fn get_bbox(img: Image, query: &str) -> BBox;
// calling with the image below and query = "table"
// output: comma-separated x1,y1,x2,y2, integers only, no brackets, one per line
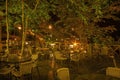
0,53,35,80
0,54,32,64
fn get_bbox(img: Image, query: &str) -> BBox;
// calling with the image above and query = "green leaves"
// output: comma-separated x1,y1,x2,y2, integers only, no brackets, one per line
0,11,4,16
8,1,22,14
0,0,118,44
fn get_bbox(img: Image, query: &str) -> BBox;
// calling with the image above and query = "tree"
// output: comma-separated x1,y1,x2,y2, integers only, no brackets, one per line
45,0,110,43
97,0,120,41
5,0,9,55
0,0,119,53
0,0,50,54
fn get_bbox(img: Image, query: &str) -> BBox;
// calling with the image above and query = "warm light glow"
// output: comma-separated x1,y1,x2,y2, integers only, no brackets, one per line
50,53,54,57
83,50,87,53
69,45,74,48
51,43,55,46
18,55,22,59
70,50,74,53
14,38,17,40
73,42,77,46
71,28,74,31
18,26,22,30
48,25,52,29
80,47,83,50
25,42,28,45
50,43,55,48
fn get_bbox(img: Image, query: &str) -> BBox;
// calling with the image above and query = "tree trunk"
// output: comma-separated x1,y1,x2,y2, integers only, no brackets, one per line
0,23,2,51
21,0,40,56
21,0,25,56
6,0,9,55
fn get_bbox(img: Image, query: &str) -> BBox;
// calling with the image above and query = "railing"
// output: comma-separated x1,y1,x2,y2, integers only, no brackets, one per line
87,44,120,56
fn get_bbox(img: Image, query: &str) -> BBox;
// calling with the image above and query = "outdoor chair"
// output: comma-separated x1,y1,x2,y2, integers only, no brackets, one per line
0,64,14,80
70,53,80,62
31,53,38,61
0,52,8,61
31,53,39,67
54,51,67,66
56,68,70,80
11,60,35,80
106,67,120,78
70,53,80,69
31,66,50,80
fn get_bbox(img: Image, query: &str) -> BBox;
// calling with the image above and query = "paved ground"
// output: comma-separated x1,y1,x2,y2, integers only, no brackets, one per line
34,54,120,80
0,54,120,80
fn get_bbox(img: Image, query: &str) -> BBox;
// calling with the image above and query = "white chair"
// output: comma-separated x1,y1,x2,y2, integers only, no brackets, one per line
57,68,70,80
11,60,35,80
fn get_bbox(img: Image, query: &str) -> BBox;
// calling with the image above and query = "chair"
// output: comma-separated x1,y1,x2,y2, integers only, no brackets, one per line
106,67,120,78
70,53,80,69
0,64,14,80
31,53,38,61
31,53,39,67
11,60,35,80
70,54,79,61
57,68,70,80
31,66,50,80
54,51,67,66
0,53,8,61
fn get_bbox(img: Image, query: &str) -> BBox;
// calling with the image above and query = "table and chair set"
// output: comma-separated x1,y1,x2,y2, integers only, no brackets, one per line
0,50,71,80
0,52,38,80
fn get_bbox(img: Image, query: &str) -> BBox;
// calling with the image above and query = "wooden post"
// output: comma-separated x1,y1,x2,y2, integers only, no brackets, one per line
113,57,117,67
110,56,117,67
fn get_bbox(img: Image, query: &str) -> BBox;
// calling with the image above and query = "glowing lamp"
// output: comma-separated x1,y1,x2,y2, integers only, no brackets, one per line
73,43,77,46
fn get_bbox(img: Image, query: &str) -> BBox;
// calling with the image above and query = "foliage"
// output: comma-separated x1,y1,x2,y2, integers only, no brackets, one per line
0,0,51,37
0,0,119,45
46,0,112,43
97,0,120,42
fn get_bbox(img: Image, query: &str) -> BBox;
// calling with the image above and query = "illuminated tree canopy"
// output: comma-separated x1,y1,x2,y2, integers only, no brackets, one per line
0,0,119,44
